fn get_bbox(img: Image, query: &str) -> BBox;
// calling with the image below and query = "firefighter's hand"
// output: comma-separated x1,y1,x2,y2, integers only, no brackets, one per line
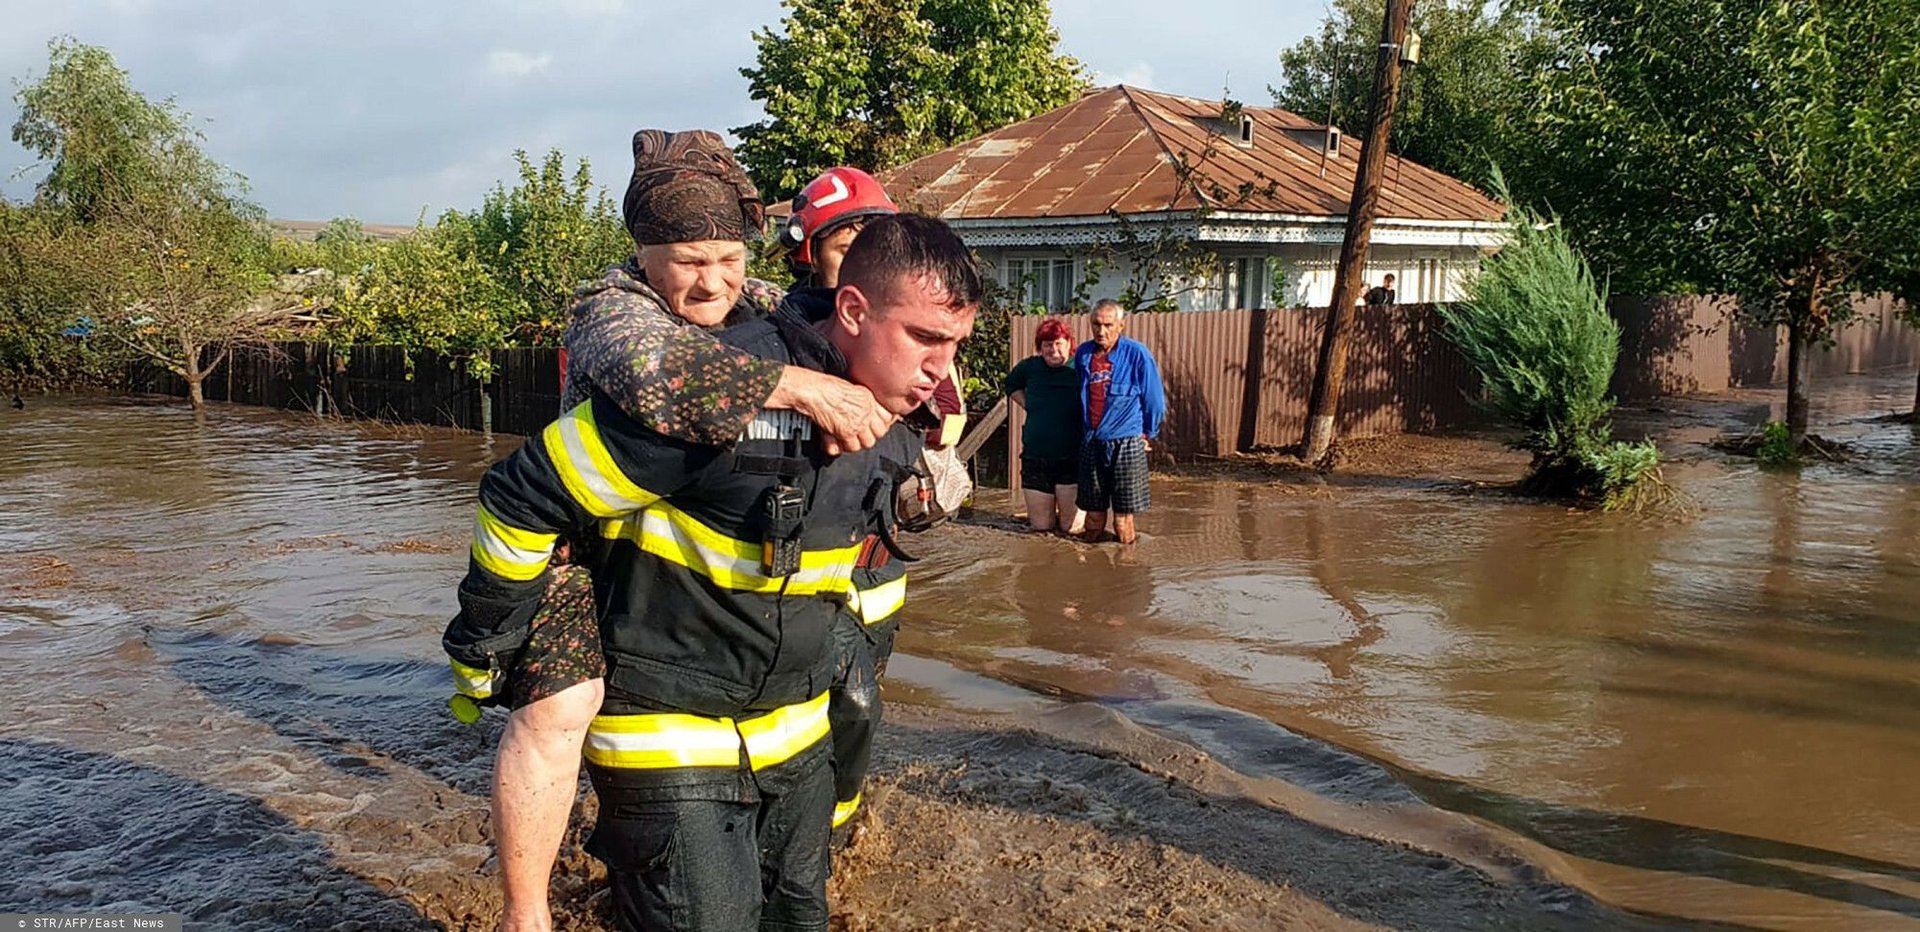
773,366,895,455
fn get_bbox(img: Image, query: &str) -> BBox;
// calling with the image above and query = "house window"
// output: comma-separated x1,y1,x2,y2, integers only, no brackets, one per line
1223,256,1267,309
1002,256,1076,310
1417,258,1443,302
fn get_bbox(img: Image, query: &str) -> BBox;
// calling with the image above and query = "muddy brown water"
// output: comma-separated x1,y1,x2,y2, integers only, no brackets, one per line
2,381,1916,930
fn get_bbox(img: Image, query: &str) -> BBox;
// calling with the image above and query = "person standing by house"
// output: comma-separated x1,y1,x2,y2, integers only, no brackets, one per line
1005,317,1085,533
1074,300,1164,545
1364,273,1397,306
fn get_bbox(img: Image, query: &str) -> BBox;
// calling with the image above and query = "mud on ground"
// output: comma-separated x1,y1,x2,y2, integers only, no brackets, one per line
487,704,1635,932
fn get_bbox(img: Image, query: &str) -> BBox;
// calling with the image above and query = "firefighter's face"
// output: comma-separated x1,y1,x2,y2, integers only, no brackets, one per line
836,271,976,416
809,223,863,289
638,240,746,327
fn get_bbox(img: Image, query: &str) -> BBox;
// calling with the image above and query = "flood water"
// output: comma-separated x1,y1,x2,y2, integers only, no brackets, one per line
2,380,1917,930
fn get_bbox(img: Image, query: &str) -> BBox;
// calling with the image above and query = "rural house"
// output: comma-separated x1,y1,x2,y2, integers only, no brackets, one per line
877,85,1506,311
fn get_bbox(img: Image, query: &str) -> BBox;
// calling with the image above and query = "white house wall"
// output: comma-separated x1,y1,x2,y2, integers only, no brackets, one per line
972,243,1485,312
1276,244,1485,307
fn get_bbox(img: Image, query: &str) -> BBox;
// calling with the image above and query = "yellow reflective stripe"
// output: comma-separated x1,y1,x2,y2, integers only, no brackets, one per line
833,792,862,828
934,412,966,448
738,692,831,771
543,402,659,517
600,504,860,596
853,574,907,626
470,504,556,581
585,713,745,769
584,692,831,772
450,660,496,699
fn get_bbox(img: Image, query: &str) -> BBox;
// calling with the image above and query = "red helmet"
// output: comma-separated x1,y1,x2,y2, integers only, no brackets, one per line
778,167,897,266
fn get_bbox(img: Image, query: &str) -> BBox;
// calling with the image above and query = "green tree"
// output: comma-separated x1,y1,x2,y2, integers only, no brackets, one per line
735,0,1086,199
1526,0,1920,444
446,149,629,341
67,146,282,411
1437,184,1663,510
10,40,281,410
0,200,126,389
10,38,193,223
1271,0,1551,185
326,226,523,380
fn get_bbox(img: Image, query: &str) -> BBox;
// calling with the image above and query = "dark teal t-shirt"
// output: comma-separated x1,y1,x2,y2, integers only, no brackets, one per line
1004,355,1084,461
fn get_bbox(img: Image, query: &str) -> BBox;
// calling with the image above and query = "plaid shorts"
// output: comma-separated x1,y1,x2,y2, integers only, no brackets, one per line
1076,436,1151,514
507,564,607,709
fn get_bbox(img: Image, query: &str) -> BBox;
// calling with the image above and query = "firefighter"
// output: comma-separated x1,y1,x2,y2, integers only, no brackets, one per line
474,132,899,932
776,168,965,841
448,213,983,931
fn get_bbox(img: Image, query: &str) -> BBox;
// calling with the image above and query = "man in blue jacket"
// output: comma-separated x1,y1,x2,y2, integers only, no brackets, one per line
1074,299,1165,544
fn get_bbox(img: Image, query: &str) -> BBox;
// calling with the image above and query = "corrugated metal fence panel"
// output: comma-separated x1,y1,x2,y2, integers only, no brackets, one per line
1249,305,1482,446
1247,307,1322,448
1819,294,1920,378
1619,293,1920,391
1611,295,1737,399
1126,310,1254,458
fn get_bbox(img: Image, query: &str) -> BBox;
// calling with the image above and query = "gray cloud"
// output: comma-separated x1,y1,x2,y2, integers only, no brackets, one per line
3,1,1316,223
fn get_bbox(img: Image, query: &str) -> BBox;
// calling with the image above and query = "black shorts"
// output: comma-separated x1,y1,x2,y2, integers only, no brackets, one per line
1020,454,1079,493
1076,436,1151,514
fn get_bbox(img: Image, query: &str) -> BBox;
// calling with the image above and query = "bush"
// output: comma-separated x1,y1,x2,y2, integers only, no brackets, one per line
450,150,630,341
1438,176,1663,510
325,227,524,380
1755,420,1798,467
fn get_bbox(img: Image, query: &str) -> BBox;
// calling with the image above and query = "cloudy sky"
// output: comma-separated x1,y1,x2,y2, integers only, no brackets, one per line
1,1,1322,224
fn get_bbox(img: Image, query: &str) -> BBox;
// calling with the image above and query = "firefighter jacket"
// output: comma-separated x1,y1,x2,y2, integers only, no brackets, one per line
445,295,922,724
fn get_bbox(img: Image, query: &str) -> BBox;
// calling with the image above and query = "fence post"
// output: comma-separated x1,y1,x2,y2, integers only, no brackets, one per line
1237,307,1269,452
480,375,493,437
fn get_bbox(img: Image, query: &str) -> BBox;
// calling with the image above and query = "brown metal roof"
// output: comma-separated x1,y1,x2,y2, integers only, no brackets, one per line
880,85,1504,224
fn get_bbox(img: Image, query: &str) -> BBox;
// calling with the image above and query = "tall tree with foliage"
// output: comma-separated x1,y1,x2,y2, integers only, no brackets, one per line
9,39,284,410
1271,0,1551,185
735,0,1086,200
71,149,285,411
11,39,192,224
0,201,123,389
1526,0,1920,445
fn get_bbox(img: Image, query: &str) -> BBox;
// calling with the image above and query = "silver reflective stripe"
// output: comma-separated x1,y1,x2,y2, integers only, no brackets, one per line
554,411,650,515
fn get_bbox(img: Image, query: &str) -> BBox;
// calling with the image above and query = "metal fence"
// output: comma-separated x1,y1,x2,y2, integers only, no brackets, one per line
1006,304,1483,474
134,294,1916,488
1004,295,1918,489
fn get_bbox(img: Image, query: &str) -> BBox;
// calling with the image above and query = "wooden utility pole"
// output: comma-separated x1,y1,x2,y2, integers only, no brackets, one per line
1302,0,1415,464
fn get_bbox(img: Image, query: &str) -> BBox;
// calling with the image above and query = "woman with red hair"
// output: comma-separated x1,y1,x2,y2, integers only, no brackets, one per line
1004,316,1086,532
